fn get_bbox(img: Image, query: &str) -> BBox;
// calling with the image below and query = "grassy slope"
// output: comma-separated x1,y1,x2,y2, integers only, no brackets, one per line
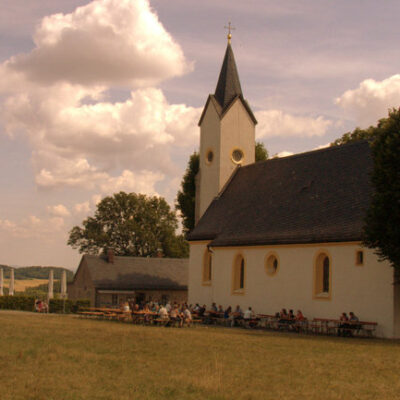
0,311,399,400
3,278,50,292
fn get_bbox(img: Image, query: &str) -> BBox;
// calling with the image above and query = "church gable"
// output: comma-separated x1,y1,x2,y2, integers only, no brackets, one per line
188,140,373,246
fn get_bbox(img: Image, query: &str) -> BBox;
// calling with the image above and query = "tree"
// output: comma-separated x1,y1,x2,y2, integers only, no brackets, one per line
363,108,400,278
255,141,268,162
176,152,199,234
176,143,269,234
68,191,188,258
331,126,376,146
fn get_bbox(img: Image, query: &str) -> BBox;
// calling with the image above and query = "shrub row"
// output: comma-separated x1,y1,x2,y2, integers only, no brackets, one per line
49,299,90,314
0,296,90,314
0,295,35,311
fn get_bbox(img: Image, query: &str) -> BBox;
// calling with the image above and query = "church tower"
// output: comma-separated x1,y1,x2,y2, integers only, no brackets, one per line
196,34,257,222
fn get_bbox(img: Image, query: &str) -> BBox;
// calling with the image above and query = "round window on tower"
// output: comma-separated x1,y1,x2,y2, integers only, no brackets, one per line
206,149,214,164
231,148,244,164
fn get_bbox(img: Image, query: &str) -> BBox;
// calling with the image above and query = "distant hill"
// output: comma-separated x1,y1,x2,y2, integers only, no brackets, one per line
0,265,74,282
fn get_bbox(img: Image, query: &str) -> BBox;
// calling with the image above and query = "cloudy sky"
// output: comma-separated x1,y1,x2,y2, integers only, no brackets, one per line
1,0,400,270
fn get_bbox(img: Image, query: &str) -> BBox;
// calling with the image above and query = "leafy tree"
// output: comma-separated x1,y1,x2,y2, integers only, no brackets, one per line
68,191,188,258
255,141,268,162
177,143,269,234
331,126,376,146
363,108,400,278
176,152,199,234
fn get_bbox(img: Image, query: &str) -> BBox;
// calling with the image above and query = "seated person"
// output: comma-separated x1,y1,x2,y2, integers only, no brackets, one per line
211,302,218,312
349,311,361,332
198,304,206,316
279,308,289,324
224,306,232,319
169,305,183,327
158,305,169,320
230,305,243,327
338,312,350,336
243,307,254,320
183,307,192,325
294,310,306,331
217,305,224,314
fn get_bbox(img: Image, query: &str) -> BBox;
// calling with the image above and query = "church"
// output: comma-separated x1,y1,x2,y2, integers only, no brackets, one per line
187,35,400,338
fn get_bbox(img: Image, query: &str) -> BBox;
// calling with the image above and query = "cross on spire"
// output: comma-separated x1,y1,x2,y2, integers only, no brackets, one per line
224,22,235,43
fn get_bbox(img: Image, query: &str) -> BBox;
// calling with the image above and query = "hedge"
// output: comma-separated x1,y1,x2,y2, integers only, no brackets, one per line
0,296,90,314
0,296,35,311
49,299,90,314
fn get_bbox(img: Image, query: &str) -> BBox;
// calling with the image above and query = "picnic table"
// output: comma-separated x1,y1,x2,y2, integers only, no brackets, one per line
312,318,377,337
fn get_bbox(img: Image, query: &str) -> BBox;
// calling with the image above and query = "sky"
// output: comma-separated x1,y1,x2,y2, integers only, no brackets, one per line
2,0,400,271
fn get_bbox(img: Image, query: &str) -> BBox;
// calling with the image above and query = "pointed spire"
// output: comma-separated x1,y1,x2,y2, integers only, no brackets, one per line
214,42,243,110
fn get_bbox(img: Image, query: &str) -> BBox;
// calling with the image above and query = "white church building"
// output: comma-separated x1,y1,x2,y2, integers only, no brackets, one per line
187,37,400,338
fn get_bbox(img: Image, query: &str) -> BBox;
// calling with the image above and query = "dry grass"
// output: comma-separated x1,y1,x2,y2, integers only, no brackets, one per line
3,278,50,292
0,310,399,400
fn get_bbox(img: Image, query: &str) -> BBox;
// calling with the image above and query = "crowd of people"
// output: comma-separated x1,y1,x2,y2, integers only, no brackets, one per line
116,300,362,335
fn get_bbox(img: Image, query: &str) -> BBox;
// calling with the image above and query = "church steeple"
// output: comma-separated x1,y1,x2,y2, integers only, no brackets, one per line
196,35,256,223
214,43,243,110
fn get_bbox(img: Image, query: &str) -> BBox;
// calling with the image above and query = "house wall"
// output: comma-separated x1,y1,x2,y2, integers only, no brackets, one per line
189,242,396,338
67,261,95,305
95,290,187,308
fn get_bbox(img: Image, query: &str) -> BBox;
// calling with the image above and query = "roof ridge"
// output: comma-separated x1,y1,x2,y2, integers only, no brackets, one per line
239,140,370,171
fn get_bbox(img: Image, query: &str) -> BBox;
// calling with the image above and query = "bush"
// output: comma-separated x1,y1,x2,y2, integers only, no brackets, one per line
0,296,35,311
0,296,89,314
49,298,90,314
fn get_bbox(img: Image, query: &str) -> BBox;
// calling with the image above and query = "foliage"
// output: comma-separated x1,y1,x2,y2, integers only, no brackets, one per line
68,191,187,258
331,126,376,146
255,141,269,162
49,298,90,314
176,152,199,234
0,266,73,281
363,108,400,275
0,296,35,311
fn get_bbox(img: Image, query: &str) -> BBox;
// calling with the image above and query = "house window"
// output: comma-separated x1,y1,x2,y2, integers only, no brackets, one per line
356,250,364,266
232,254,245,294
202,249,212,285
265,252,279,276
314,252,331,300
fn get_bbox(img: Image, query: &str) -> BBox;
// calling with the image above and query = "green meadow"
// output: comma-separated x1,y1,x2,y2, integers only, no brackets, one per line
1,310,399,400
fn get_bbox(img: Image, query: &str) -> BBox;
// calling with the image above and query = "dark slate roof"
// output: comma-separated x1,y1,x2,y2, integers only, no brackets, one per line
82,255,188,290
188,141,373,246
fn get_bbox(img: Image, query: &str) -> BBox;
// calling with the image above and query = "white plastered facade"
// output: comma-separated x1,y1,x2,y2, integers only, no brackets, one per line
189,241,399,338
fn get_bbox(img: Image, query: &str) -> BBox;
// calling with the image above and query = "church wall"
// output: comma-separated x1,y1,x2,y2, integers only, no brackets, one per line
189,242,396,338
220,98,255,190
198,102,221,219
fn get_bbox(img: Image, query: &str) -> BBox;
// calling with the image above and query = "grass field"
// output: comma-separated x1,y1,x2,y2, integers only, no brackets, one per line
3,278,49,292
1,311,399,400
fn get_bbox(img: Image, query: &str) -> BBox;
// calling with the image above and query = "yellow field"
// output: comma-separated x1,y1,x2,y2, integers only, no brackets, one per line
0,310,400,400
3,278,49,291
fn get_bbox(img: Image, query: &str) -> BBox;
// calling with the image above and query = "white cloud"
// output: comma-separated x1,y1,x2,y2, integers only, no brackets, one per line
47,204,71,218
335,74,400,127
0,0,201,199
1,0,191,88
255,109,332,139
0,215,65,239
274,150,294,158
2,85,199,191
74,202,91,214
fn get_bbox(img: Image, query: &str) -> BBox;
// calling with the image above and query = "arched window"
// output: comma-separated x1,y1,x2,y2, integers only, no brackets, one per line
202,249,212,285
232,254,245,293
265,252,279,276
314,252,331,299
